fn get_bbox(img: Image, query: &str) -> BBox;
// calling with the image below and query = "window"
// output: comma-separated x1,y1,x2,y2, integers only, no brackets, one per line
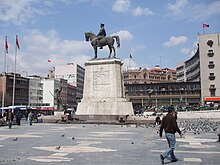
209,73,215,80
208,61,215,69
207,50,214,57
207,40,214,47
210,85,215,89
210,89,216,97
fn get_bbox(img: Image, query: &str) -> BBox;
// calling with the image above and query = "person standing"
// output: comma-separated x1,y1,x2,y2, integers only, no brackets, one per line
6,109,14,129
15,111,22,125
155,115,161,125
28,111,34,126
159,106,182,164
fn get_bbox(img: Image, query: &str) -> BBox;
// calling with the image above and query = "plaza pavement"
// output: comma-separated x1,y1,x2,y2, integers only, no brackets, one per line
0,119,220,165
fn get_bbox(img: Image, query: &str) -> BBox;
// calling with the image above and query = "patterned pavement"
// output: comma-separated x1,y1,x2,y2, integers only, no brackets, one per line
0,121,219,165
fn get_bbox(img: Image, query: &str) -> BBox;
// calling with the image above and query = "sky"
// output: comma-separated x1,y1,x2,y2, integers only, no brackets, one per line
0,0,220,77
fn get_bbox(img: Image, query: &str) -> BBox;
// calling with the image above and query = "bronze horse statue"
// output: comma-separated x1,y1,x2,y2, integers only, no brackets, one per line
85,32,120,59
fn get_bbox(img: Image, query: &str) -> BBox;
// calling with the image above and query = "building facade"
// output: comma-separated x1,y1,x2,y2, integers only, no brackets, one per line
41,78,60,109
53,63,85,99
199,33,220,105
28,75,43,107
125,82,201,109
124,65,176,84
41,78,77,109
0,73,29,107
176,33,220,105
176,48,200,82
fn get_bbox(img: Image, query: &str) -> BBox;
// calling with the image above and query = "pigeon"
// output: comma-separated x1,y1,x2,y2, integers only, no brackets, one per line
13,137,18,141
55,146,61,150
61,134,65,137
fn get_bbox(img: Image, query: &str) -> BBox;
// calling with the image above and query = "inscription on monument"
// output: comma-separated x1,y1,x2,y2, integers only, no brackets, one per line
93,69,110,95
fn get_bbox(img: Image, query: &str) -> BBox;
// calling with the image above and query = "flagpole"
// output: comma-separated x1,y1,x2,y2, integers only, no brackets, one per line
129,57,131,69
12,35,18,111
1,36,7,110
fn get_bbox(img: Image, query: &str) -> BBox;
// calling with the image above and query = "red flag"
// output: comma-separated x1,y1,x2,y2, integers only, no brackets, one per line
48,59,52,62
203,24,209,28
16,35,20,49
5,36,8,53
129,54,132,58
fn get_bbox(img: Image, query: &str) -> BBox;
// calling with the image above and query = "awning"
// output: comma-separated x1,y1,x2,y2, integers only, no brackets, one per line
39,107,55,111
204,97,220,101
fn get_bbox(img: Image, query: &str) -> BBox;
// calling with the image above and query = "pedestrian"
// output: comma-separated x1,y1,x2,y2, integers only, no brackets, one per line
25,110,28,121
15,111,22,125
28,111,34,126
174,111,178,120
6,109,14,129
159,106,182,164
155,115,161,125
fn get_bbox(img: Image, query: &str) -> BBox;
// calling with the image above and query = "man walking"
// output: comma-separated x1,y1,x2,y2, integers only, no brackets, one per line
159,106,182,164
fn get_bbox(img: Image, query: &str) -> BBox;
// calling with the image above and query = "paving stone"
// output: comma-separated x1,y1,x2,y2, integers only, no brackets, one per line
0,120,219,165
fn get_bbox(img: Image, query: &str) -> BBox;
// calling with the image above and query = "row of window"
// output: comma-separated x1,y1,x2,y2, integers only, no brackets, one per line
207,39,216,97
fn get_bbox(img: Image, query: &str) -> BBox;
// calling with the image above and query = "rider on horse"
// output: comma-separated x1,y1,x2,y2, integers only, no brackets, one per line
96,23,106,49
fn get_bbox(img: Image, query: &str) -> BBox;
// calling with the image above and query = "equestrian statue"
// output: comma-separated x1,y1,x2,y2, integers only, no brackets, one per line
85,23,120,59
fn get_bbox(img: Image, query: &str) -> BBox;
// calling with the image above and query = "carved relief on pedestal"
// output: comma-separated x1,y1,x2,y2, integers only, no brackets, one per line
93,67,110,95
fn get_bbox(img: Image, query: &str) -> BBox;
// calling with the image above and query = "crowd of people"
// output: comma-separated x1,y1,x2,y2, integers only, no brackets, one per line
0,110,44,128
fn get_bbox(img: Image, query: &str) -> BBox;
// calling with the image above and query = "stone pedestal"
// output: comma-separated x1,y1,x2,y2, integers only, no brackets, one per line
76,58,133,118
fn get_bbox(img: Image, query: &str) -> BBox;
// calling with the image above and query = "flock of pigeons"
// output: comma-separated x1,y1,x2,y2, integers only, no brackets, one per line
178,118,220,135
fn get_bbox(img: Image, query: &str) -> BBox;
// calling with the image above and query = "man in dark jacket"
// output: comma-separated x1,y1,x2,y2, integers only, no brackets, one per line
6,109,14,129
159,106,182,164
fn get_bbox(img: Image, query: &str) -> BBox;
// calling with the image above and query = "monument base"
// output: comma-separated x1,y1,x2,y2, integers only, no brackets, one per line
76,98,133,115
76,58,134,120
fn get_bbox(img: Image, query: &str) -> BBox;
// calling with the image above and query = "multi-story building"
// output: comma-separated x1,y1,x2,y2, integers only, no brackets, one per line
41,78,60,109
176,62,185,82
28,75,43,107
0,73,29,106
199,33,220,105
41,78,76,109
176,32,220,105
52,63,85,99
176,48,200,82
125,81,201,109
123,65,176,84
67,84,77,108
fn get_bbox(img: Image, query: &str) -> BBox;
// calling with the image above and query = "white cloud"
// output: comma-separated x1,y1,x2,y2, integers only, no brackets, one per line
111,30,133,41
167,0,220,21
112,0,130,13
191,1,220,21
164,36,187,47
11,29,91,76
207,1,220,16
133,6,154,16
167,0,187,14
181,41,198,56
0,0,49,25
